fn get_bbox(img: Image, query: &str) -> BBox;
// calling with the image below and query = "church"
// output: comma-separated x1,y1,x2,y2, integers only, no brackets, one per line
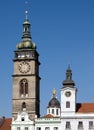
0,9,94,130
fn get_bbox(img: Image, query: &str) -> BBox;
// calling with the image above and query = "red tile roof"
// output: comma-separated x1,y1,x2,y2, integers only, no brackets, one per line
42,114,54,118
0,118,12,130
76,103,94,113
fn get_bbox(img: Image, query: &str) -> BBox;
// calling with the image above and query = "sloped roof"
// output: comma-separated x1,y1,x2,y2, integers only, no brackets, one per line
42,114,55,118
76,103,94,113
48,97,60,108
0,118,12,130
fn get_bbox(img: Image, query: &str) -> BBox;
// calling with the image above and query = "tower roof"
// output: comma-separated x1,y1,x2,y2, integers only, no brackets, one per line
48,89,60,108
62,65,75,88
16,9,36,50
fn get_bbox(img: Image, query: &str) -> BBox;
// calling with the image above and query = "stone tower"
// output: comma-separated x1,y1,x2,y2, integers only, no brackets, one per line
12,11,40,120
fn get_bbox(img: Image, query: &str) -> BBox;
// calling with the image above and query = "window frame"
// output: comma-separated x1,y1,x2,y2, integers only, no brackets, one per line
89,121,93,129
78,121,83,129
66,101,70,108
66,121,70,129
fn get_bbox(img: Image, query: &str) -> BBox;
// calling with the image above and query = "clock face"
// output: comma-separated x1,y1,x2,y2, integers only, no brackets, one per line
19,61,30,73
65,91,71,97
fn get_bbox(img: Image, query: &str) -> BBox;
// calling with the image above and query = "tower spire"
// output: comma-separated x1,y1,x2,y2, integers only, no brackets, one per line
25,1,28,20
21,1,31,41
62,65,75,87
16,1,36,50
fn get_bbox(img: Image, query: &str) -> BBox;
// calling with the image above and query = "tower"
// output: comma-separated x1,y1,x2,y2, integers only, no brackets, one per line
61,65,77,115
12,11,40,120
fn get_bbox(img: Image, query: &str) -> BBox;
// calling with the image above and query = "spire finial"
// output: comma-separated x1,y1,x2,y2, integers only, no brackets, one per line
68,64,70,70
25,1,28,20
52,89,56,98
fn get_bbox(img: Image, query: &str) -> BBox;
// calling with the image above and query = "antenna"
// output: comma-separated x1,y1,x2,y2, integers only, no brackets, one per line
25,1,28,19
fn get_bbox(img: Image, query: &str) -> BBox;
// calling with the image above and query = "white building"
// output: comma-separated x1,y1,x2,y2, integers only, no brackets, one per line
11,112,34,130
35,65,94,130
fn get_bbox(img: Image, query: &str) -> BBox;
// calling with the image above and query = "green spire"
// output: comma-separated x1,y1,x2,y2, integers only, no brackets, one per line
22,9,32,41
16,5,36,50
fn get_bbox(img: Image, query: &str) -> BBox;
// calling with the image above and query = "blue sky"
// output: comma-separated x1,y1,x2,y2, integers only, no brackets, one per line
0,0,94,117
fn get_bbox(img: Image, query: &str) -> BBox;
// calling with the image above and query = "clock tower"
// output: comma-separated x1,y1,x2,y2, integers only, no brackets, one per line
61,65,77,116
12,12,40,120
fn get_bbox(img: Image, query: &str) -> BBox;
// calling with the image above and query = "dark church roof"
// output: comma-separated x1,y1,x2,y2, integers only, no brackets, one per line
62,65,75,88
48,89,60,108
48,97,60,108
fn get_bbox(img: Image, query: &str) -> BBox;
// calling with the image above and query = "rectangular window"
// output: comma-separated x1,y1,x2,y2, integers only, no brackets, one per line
66,102,70,108
25,127,28,130
66,122,70,129
78,121,83,129
56,109,58,115
17,127,20,130
52,109,54,114
45,127,50,130
37,127,41,130
49,109,50,114
89,121,93,129
54,127,58,130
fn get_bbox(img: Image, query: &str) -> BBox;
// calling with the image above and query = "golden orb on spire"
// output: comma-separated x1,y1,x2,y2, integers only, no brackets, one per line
52,89,56,97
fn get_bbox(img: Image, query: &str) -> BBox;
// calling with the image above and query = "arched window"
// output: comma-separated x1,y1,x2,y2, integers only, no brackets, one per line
20,79,28,96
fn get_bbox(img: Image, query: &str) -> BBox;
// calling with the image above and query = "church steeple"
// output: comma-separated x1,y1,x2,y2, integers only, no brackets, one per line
62,65,75,87
22,10,31,41
16,7,36,50
12,5,40,120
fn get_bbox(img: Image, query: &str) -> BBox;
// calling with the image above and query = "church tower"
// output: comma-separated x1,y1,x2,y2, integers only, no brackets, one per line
61,65,77,116
12,11,40,120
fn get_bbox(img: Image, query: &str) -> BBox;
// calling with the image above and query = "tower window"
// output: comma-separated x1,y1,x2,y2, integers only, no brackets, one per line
66,101,70,108
20,79,28,96
22,102,26,111
56,109,59,115
52,109,54,114
49,109,50,114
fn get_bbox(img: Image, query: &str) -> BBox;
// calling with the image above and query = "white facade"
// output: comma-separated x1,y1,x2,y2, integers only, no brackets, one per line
11,112,34,130
61,87,77,115
61,114,94,130
35,117,61,130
